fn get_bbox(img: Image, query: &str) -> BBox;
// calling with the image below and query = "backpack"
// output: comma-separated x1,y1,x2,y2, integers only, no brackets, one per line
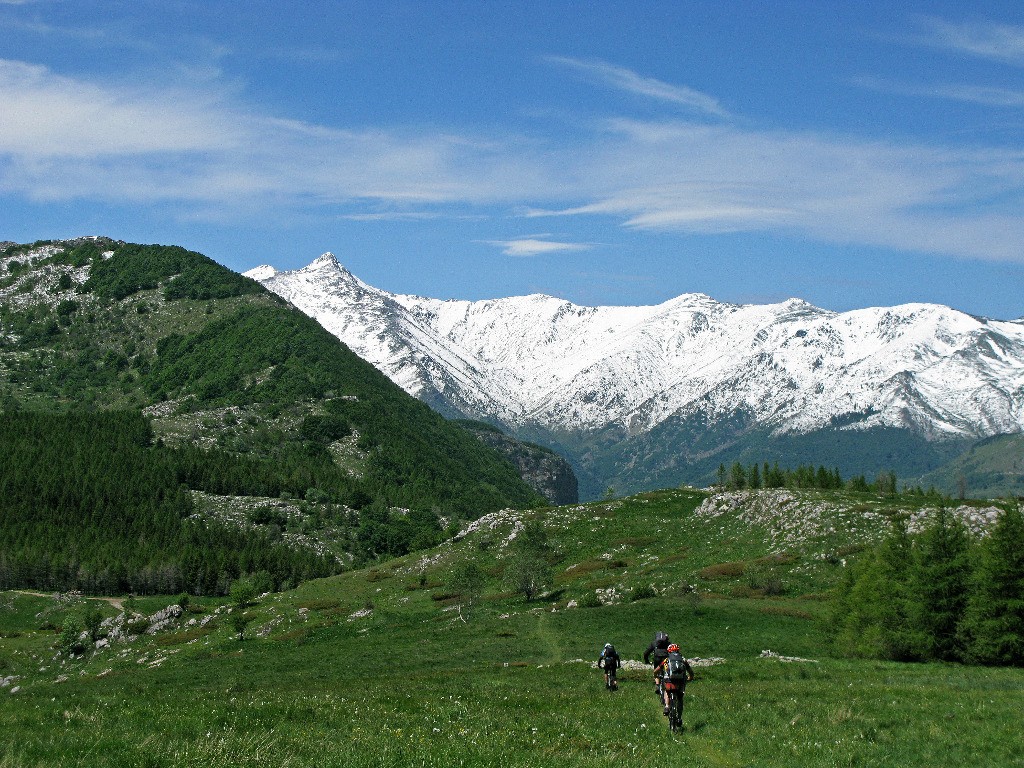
665,651,688,680
601,645,617,667
654,631,669,649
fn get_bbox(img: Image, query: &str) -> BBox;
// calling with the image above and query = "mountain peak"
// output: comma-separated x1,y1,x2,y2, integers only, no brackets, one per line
243,264,277,281
308,252,342,270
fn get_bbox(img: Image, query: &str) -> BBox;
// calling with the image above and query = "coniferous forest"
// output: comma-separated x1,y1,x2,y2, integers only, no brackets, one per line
831,504,1024,666
0,411,338,595
0,238,544,595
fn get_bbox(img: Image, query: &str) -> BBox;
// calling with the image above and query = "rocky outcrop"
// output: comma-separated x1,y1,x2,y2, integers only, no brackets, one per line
459,423,578,505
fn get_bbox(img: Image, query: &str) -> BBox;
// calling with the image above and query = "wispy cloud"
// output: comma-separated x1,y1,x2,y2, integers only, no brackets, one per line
0,60,243,157
855,75,1024,108
1,58,1024,264
339,212,441,222
530,118,1024,261
0,59,550,208
916,17,1024,66
480,238,592,257
547,56,730,119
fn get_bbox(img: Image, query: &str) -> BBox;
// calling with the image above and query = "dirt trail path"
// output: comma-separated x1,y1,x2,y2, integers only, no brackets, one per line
12,590,125,611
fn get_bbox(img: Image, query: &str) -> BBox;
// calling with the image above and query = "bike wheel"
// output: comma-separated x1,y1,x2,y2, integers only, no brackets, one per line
668,691,682,732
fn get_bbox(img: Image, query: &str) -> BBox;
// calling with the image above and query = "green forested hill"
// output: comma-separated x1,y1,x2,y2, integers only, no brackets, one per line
913,433,1024,499
0,237,543,594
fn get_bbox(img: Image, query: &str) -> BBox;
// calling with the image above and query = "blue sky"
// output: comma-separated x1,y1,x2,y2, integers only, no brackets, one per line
1,1,1023,318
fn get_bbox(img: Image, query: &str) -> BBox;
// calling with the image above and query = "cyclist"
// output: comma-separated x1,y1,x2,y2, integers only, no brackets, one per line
656,643,695,716
643,630,671,695
598,642,621,690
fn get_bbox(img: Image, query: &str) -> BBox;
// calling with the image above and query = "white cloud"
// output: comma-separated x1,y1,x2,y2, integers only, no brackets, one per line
339,212,441,222
855,75,1024,108
531,118,1024,261
1,58,1024,265
917,17,1024,66
547,56,729,118
0,59,244,156
481,238,591,257
0,60,553,208
929,83,1024,107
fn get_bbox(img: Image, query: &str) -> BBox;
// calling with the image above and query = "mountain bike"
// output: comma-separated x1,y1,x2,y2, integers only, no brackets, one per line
663,679,685,732
603,665,618,691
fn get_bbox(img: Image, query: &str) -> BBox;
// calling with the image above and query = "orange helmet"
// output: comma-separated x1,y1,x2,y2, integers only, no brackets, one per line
667,643,680,653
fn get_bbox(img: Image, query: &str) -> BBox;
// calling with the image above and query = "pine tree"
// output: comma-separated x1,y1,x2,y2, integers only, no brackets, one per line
831,551,878,657
748,463,761,489
728,462,746,490
960,503,1024,665
908,507,972,661
832,517,914,659
874,470,897,497
82,604,104,643
873,516,915,659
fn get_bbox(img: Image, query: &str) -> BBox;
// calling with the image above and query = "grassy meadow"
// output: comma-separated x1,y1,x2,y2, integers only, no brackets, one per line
1,489,1022,767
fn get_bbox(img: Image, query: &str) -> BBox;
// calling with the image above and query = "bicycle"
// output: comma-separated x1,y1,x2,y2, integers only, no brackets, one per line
598,643,620,691
663,679,685,732
656,644,693,732
603,664,618,691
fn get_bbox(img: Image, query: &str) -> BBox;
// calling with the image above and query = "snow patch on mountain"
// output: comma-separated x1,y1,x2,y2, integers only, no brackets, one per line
245,256,1024,442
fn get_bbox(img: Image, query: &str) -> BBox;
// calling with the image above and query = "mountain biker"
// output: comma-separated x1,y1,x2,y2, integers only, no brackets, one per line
598,642,621,690
643,630,671,695
656,643,695,715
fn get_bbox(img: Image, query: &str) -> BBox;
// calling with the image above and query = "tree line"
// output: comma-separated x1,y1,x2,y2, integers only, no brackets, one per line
716,461,934,498
830,504,1024,666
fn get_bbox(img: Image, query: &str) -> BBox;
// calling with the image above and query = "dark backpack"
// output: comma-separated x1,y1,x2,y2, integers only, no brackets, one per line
654,631,669,649
601,646,617,668
665,651,688,680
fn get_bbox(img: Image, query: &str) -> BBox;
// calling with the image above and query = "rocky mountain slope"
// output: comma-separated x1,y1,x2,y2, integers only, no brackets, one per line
0,238,547,593
455,421,578,505
248,254,1024,497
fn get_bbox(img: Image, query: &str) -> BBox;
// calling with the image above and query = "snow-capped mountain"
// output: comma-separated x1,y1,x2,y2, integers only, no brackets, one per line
246,254,1024,496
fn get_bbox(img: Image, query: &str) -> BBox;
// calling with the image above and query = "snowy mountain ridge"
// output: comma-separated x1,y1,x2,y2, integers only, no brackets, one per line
246,253,1024,446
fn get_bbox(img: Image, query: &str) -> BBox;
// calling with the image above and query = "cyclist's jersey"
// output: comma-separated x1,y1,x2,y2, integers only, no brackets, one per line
599,649,621,671
657,653,694,684
643,636,670,665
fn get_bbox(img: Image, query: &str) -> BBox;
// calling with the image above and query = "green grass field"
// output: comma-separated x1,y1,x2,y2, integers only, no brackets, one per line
2,489,1022,767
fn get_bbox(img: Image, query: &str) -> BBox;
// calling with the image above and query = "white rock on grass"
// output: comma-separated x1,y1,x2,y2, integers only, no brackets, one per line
760,649,817,663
